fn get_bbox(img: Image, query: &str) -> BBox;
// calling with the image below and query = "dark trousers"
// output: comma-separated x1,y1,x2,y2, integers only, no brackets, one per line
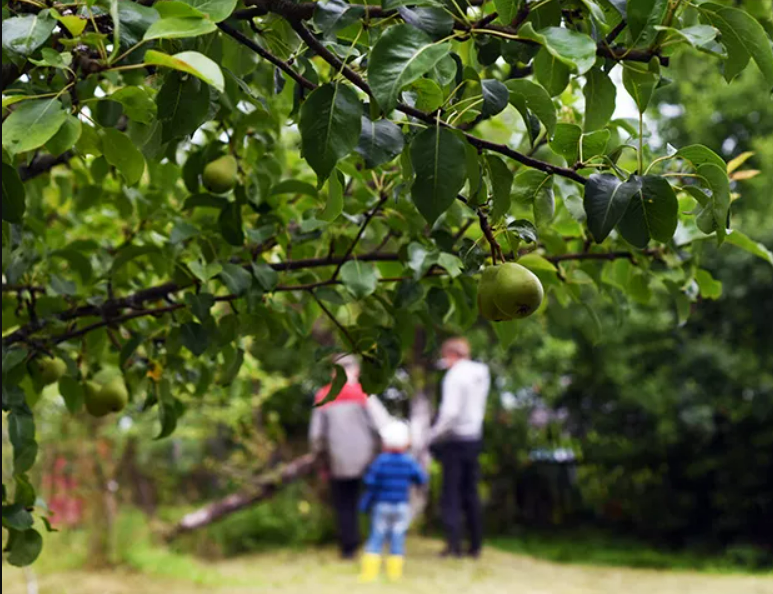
438,440,483,554
330,478,361,557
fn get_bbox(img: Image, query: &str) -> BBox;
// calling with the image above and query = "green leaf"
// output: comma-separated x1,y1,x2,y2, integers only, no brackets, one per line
508,219,538,243
2,98,67,155
628,0,669,47
409,78,445,112
676,144,726,171
117,1,160,47
188,259,223,282
617,175,678,248
367,24,451,113
583,68,616,132
119,333,144,368
356,117,405,169
494,0,519,26
155,1,207,19
320,169,344,222
437,253,464,278
145,50,225,92
2,504,34,532
701,3,773,86
622,60,660,113
487,155,514,222
111,245,158,274
654,25,719,49
6,528,43,567
156,379,183,439
480,79,509,117
110,87,158,124
156,72,211,143
724,230,773,266
493,319,519,347
315,364,348,407
181,0,236,22
270,180,318,197
102,128,146,186
314,0,365,36
219,202,244,246
218,347,245,386
185,293,215,322
410,127,468,225
697,163,730,245
506,79,557,137
398,7,454,37
252,262,279,292
2,14,56,57
582,129,610,161
9,410,37,474
2,163,26,224
219,263,252,296
54,14,88,37
550,123,582,164
340,260,379,300
59,376,84,415
180,322,209,356
512,169,553,205
45,116,81,158
695,269,722,300
299,83,362,183
533,47,571,97
519,23,597,74
584,174,641,243
534,182,555,228
143,17,217,41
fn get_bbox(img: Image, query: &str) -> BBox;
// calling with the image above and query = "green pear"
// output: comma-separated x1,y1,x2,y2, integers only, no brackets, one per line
478,266,509,322
85,378,128,417
493,262,544,319
202,155,238,194
38,357,68,385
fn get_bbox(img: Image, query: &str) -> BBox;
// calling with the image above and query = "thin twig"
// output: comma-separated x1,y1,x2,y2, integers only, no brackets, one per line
309,289,356,349
331,194,388,281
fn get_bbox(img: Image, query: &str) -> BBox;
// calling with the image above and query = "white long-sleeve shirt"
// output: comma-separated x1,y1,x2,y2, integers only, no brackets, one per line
431,360,491,443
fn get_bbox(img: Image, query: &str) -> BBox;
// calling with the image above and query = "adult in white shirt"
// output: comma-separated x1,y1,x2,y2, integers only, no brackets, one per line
431,337,491,558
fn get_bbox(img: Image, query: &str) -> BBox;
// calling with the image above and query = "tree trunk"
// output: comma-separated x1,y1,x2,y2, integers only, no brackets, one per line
167,453,317,539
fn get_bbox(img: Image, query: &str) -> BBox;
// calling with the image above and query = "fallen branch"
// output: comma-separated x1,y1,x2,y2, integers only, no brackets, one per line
166,453,318,539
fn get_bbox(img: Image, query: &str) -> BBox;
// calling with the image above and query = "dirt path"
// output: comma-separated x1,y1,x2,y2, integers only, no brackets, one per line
3,539,771,594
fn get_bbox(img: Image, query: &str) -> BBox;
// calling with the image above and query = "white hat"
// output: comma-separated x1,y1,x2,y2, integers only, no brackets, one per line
381,421,410,451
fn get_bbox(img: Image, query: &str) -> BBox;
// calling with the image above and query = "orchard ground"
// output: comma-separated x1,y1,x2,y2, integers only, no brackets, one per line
3,538,771,594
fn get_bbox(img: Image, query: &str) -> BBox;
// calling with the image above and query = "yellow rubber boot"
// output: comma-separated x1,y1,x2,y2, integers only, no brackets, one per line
386,556,404,582
359,553,381,583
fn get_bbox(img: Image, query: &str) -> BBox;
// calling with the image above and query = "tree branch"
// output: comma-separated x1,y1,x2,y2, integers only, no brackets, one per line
241,0,668,66
288,23,588,184
3,248,661,348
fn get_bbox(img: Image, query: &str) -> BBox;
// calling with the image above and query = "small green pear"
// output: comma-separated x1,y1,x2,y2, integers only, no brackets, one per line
85,378,128,418
38,357,68,385
477,266,509,322
493,262,544,319
202,155,238,194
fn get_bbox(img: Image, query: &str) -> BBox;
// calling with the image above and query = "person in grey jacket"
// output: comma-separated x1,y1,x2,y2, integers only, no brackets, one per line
431,337,491,558
309,356,391,559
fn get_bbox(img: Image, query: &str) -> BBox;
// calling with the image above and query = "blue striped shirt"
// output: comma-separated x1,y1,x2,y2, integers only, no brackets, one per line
361,452,427,510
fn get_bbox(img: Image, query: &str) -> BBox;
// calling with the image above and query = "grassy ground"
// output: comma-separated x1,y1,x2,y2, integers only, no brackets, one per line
3,538,772,594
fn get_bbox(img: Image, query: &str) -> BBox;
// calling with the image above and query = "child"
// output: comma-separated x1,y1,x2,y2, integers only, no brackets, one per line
359,421,428,582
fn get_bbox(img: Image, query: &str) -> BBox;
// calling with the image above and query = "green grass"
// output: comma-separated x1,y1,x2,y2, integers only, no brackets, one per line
490,531,763,574
4,537,772,594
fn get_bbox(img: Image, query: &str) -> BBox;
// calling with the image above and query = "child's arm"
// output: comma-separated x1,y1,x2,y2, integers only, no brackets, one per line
410,458,429,487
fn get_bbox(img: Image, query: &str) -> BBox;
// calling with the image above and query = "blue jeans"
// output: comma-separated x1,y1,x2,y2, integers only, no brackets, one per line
365,502,411,556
